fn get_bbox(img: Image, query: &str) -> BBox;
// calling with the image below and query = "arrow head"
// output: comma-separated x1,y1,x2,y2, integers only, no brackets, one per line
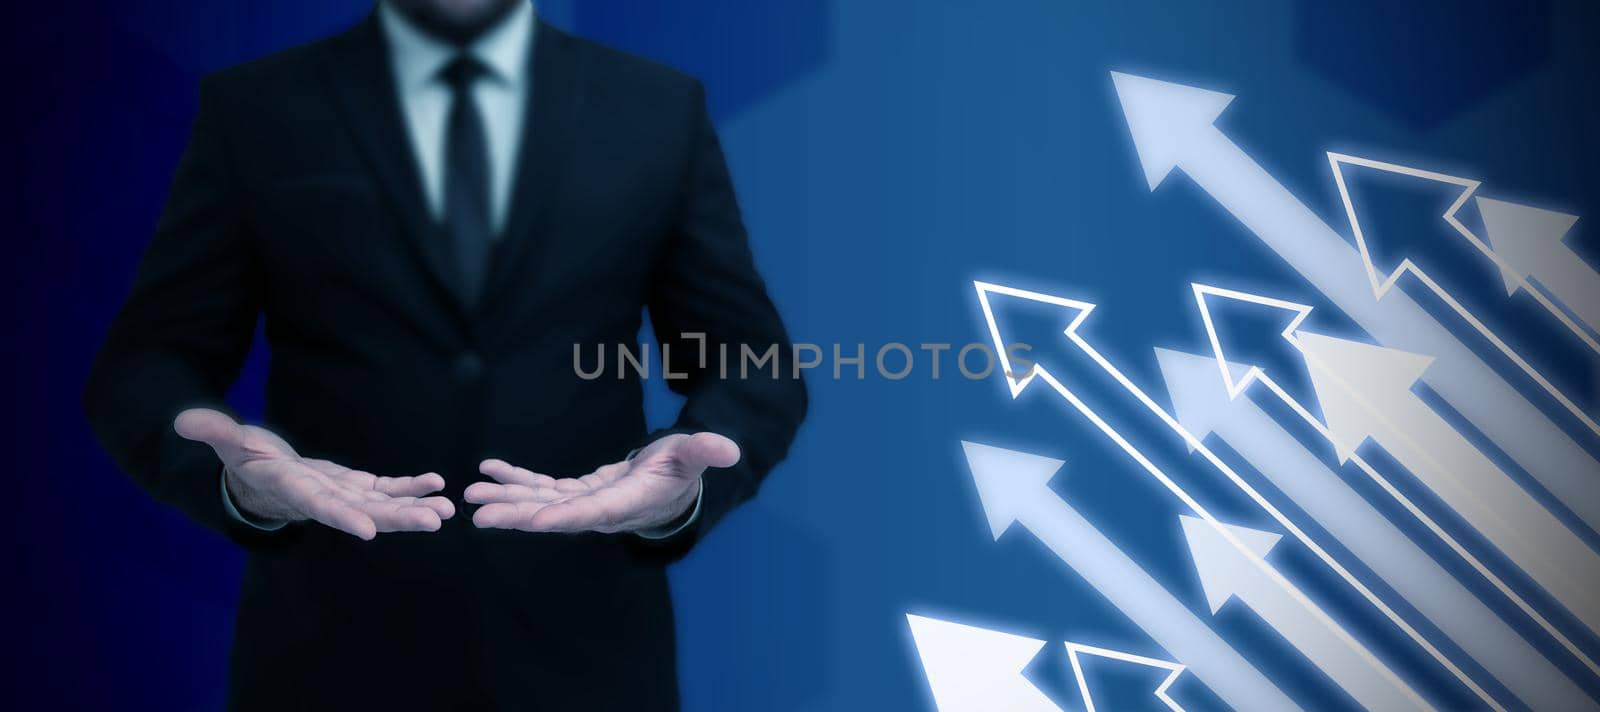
1154,347,1252,443
1476,196,1580,295
1064,643,1186,712
1179,515,1283,614
961,441,1065,540
973,281,1095,398
1191,284,1312,398
1327,154,1482,297
1110,72,1236,190
1296,332,1434,462
907,614,1061,712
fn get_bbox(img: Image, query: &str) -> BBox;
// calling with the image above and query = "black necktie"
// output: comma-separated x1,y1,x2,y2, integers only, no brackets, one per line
441,55,492,306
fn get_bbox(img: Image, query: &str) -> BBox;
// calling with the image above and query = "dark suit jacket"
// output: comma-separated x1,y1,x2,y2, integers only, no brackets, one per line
83,12,806,711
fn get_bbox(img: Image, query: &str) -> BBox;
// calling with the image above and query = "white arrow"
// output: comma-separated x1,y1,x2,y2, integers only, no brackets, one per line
975,280,1495,709
1178,516,1429,712
1192,282,1600,682
906,613,1062,712
1295,330,1600,638
1064,642,1187,712
1157,346,1596,710
1110,71,1600,535
1327,153,1600,434
1477,196,1600,340
961,441,1301,712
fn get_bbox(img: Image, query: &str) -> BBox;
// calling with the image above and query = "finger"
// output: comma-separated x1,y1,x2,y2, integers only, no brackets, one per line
353,488,389,502
325,467,441,498
479,459,557,487
677,432,740,470
417,495,456,520
472,500,552,530
173,408,245,448
360,493,457,520
325,480,407,510
359,501,444,532
525,489,634,533
325,482,380,507
371,472,447,497
464,482,539,504
467,483,569,505
302,489,379,540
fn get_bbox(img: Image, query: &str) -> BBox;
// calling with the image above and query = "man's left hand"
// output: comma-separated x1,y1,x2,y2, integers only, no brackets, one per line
466,433,738,534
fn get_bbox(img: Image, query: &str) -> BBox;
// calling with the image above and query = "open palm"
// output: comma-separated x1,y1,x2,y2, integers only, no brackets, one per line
466,432,739,534
175,408,455,540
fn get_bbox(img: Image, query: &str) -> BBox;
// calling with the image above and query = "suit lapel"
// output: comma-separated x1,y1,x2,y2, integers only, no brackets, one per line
321,15,469,316
481,20,590,308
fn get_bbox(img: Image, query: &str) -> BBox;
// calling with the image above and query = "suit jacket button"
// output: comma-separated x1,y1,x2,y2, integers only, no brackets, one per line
452,352,484,384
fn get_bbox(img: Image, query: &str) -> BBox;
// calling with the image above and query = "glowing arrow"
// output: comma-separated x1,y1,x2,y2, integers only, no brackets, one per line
973,281,1478,707
1327,153,1600,434
1178,516,1428,711
1110,71,1600,535
1186,278,1600,638
1329,152,1600,356
961,441,1299,711
1296,329,1600,638
1192,282,1600,682
1064,642,1187,712
906,613,1062,711
1477,197,1600,341
1156,346,1595,710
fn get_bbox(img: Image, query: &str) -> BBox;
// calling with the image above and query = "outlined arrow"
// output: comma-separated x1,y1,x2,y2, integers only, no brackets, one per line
1328,153,1600,436
1329,152,1600,357
975,279,1493,708
1296,329,1600,638
1477,197,1600,341
1178,516,1428,711
961,441,1300,711
1063,642,1187,712
906,613,1062,711
1189,281,1600,637
1191,282,1600,682
1110,71,1600,535
1156,346,1596,711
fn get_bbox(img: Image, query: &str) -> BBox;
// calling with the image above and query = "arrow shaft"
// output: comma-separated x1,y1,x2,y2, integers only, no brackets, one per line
1218,397,1593,710
1016,493,1301,712
1406,267,1600,440
1051,352,1500,709
1377,394,1600,636
1181,130,1600,532
1530,246,1600,336
1233,571,1428,712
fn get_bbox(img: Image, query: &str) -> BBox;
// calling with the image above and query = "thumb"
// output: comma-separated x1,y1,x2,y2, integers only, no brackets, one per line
678,432,740,470
173,408,244,448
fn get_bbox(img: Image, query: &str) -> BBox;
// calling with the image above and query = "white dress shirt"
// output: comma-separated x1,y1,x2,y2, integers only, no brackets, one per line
379,0,533,233
223,1,701,540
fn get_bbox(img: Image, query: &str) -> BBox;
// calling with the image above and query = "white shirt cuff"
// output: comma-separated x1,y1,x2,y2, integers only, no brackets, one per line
636,479,703,540
221,468,287,531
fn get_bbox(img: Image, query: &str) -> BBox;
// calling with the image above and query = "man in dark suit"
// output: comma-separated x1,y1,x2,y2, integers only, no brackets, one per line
83,0,807,708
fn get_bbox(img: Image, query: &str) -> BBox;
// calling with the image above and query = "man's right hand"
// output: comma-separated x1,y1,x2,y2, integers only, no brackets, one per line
174,408,455,540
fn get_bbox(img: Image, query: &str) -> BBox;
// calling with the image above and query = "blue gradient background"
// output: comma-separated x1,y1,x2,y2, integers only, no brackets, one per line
7,0,1599,709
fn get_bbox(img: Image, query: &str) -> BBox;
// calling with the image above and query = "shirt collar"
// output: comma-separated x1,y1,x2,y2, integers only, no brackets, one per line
379,1,535,91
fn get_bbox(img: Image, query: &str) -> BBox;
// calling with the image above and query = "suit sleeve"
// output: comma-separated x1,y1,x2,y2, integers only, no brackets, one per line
83,77,279,545
638,81,808,551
